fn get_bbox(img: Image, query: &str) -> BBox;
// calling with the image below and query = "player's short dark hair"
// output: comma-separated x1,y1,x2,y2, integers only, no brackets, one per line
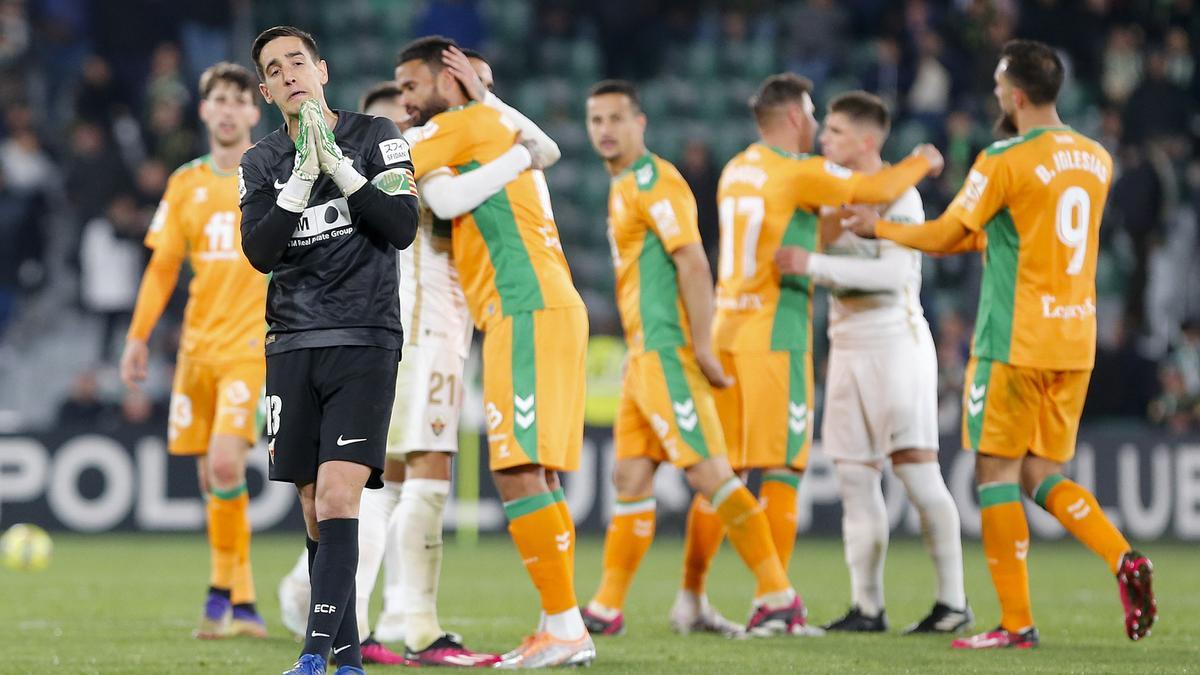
587,79,640,112
1000,39,1064,105
360,82,403,112
397,35,460,71
199,62,256,99
828,91,890,135
460,47,487,63
750,73,814,125
251,26,320,80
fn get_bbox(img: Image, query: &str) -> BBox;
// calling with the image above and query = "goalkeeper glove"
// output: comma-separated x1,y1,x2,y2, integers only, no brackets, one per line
292,104,319,182
301,100,366,196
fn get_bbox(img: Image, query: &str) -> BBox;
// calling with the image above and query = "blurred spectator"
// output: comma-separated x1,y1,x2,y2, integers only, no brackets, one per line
1149,319,1200,433
1163,27,1194,88
177,3,233,87
1108,143,1167,329
55,369,106,427
0,165,46,337
74,54,125,128
1102,26,1143,105
935,310,971,434
0,114,55,196
0,0,30,70
146,97,195,170
65,120,132,225
143,43,189,113
134,158,169,208
677,138,719,272
785,0,849,89
1086,314,1159,418
1122,49,1191,145
80,193,143,363
860,37,909,116
907,32,952,130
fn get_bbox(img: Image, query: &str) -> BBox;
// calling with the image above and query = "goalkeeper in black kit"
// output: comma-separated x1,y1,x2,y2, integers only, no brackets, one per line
238,25,418,675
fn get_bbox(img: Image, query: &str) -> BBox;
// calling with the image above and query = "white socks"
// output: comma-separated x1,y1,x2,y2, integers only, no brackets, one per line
354,479,404,640
545,608,587,641
396,478,450,651
835,462,889,616
893,461,966,610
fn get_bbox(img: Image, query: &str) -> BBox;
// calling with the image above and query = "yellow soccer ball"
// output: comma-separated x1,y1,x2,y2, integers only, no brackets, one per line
1,523,53,572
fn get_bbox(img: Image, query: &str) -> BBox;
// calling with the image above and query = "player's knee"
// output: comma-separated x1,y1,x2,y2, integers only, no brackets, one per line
612,459,655,498
684,457,734,497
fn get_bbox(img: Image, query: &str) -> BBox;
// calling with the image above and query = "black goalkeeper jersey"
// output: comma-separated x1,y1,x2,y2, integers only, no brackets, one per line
239,110,419,356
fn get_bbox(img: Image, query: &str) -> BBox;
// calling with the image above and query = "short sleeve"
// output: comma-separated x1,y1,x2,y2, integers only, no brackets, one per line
366,116,418,197
944,151,1010,233
792,157,859,211
145,172,187,257
407,116,470,180
640,167,701,253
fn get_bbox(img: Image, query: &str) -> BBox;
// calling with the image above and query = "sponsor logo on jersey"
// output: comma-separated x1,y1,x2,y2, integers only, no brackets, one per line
956,170,989,213
648,199,681,239
290,197,354,246
149,200,168,233
1041,294,1096,320
193,186,208,203
378,138,411,165
237,166,247,200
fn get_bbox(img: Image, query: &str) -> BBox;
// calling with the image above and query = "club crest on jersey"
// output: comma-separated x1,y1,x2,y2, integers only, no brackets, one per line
378,138,411,165
430,416,446,436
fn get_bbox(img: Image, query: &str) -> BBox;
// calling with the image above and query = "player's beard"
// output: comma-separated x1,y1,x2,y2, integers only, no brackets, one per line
410,92,450,128
994,110,1018,137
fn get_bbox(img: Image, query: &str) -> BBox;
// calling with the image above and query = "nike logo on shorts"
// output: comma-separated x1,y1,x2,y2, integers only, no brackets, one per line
336,435,367,446
274,179,287,190
333,644,352,654
312,631,330,638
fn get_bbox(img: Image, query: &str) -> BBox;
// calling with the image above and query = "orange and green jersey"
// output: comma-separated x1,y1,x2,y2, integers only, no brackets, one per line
945,126,1111,370
713,143,930,353
607,153,701,356
140,155,266,361
409,101,582,330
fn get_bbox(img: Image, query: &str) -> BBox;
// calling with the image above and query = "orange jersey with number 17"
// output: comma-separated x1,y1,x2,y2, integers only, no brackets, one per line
946,126,1112,370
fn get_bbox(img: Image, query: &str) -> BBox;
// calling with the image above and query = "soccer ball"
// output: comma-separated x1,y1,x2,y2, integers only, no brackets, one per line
1,523,53,571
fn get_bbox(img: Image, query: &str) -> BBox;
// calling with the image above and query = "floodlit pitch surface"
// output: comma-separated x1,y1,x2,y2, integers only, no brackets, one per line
3,534,1195,673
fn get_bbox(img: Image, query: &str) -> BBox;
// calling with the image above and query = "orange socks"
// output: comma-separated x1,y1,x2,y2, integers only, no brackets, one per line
206,484,246,593
551,487,576,588
760,471,800,594
712,478,791,599
681,493,726,594
979,483,1034,632
505,492,577,615
592,497,656,611
1035,475,1130,575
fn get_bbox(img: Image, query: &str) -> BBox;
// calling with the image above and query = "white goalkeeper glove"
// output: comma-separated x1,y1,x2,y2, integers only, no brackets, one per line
301,99,366,196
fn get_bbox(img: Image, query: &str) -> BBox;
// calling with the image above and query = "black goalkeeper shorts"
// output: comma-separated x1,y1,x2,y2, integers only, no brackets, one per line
265,346,399,489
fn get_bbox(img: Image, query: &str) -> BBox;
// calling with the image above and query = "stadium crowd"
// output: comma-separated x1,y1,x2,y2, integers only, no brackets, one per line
0,0,1198,433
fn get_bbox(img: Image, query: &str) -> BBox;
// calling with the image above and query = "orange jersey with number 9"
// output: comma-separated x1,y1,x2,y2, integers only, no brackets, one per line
946,126,1112,370
146,156,266,361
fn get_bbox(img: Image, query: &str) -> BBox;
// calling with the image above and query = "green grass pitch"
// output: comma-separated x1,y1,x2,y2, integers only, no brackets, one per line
2,533,1197,673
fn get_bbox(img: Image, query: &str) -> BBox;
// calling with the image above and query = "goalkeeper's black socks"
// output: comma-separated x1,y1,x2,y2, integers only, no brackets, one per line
301,518,359,661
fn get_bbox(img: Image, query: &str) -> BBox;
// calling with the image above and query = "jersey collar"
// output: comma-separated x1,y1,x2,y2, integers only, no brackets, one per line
760,142,812,161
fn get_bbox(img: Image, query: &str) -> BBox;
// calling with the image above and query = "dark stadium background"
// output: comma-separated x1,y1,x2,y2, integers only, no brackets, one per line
1,0,1199,542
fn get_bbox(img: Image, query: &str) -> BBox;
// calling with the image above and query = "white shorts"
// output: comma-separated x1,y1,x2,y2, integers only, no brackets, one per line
820,328,939,463
387,342,467,456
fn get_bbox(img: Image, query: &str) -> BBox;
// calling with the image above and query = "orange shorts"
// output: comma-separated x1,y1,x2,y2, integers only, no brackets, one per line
482,306,588,472
615,347,727,468
712,350,813,471
167,356,265,455
962,356,1091,463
